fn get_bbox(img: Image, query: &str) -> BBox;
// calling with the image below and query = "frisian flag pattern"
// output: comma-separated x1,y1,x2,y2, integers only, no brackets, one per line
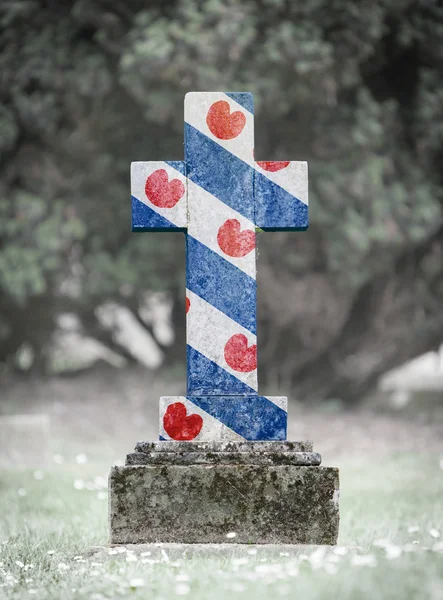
131,92,308,441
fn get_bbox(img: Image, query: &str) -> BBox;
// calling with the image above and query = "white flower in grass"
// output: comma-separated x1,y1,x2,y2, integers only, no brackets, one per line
73,556,83,561
324,562,338,575
47,550,55,556
129,578,145,589
407,525,420,533
309,547,327,568
25,578,33,583
108,550,118,556
429,528,441,539
15,561,25,569
18,489,27,497
385,545,402,560
76,453,88,464
285,564,299,578
28,589,37,595
73,480,85,490
141,558,158,564
57,563,70,572
226,532,236,539
279,552,289,557
33,471,44,481
117,547,126,554
175,583,191,595
126,554,137,562
90,562,102,567
351,555,376,567
140,551,151,557
247,548,257,555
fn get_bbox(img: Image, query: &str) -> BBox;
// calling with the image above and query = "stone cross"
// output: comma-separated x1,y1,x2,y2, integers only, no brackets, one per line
131,92,308,442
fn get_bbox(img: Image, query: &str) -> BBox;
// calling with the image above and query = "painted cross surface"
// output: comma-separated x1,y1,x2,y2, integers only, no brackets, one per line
131,92,308,442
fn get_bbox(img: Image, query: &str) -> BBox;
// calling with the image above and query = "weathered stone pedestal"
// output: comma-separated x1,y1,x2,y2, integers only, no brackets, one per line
109,441,339,545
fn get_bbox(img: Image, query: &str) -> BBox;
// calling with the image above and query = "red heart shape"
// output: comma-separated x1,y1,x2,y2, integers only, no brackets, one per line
224,334,257,372
256,161,290,172
206,100,246,140
186,297,190,314
145,169,185,208
163,402,203,441
217,219,255,258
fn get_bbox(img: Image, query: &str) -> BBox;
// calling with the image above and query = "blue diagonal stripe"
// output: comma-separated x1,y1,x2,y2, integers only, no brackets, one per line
131,195,186,232
186,235,256,334
184,123,255,221
254,171,309,231
165,160,186,175
185,124,308,230
188,395,287,441
225,92,254,115
187,346,256,396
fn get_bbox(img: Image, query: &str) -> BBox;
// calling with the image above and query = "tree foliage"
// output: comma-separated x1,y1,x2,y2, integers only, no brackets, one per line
1,0,443,400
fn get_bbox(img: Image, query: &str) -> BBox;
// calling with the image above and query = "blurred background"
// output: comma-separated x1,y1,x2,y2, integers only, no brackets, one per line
1,9,443,599
2,0,443,459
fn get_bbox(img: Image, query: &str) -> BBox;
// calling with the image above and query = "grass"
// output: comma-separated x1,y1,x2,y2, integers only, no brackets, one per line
1,451,442,599
1,369,443,599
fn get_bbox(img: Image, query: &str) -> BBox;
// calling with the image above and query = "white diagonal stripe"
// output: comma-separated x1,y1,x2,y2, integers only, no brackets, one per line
186,290,258,391
131,161,187,228
159,396,244,442
255,160,309,205
185,92,254,167
187,179,256,278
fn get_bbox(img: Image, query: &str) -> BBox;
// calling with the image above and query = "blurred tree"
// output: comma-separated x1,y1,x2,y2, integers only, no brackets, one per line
0,0,442,402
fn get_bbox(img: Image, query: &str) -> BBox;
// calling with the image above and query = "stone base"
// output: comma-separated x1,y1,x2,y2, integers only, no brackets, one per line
109,442,339,545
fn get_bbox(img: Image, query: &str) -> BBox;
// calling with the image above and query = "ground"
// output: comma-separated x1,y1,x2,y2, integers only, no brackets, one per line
0,367,443,599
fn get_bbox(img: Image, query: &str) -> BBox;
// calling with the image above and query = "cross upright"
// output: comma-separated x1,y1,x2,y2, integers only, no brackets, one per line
131,92,308,443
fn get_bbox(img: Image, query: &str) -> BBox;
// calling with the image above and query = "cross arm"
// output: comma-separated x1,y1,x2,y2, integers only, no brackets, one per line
131,161,187,232
254,161,308,231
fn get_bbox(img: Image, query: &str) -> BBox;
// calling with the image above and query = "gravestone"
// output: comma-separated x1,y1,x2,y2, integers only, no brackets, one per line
109,92,339,544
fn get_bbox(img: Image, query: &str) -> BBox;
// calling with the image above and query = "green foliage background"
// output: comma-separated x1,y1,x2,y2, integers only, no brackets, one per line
1,0,443,399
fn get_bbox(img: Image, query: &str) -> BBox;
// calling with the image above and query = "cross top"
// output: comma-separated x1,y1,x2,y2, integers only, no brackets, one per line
131,92,308,442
